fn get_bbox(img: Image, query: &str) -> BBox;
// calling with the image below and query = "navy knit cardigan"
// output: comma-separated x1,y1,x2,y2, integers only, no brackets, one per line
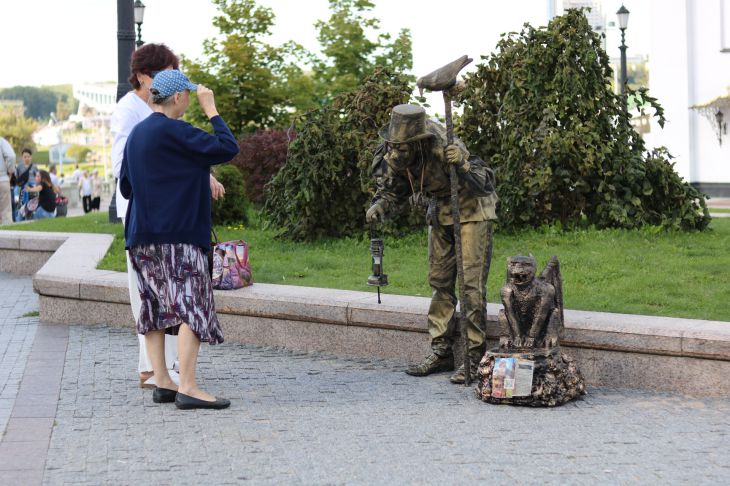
120,112,239,251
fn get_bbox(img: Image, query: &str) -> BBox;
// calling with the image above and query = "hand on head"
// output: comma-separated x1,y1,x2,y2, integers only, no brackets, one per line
196,85,219,119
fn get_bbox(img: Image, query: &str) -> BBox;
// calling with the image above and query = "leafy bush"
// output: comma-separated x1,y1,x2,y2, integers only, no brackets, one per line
230,129,294,206
458,9,709,231
264,68,412,240
66,145,91,164
212,164,249,225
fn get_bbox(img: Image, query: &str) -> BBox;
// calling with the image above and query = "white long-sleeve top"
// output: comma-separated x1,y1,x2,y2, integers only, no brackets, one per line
111,91,152,218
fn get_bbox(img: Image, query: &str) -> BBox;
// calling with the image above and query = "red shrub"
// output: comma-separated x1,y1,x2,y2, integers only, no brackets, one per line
230,129,295,205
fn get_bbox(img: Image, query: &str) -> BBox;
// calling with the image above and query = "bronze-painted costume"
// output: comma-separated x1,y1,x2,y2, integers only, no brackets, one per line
367,104,497,380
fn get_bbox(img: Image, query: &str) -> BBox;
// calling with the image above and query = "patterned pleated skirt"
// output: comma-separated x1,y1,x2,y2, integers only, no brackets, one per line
129,243,224,345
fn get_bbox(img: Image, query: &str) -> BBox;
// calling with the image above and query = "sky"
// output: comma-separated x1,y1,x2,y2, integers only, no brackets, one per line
1,0,649,114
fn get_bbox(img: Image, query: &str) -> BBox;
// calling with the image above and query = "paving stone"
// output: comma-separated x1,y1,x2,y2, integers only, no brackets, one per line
42,322,730,485
2,272,730,484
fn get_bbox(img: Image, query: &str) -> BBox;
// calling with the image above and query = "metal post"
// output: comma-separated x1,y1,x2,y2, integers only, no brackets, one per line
109,0,135,223
619,28,628,99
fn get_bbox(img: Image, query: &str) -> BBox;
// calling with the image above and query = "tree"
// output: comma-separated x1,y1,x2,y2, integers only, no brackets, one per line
66,145,92,164
264,68,412,241
312,0,413,101
229,128,294,206
0,110,37,154
0,86,58,120
182,0,313,135
458,9,709,231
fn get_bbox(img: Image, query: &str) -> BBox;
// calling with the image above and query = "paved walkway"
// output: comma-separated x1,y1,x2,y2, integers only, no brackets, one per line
1,273,729,485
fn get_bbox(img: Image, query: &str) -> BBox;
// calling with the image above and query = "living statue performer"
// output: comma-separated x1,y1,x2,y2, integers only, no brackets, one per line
476,255,586,406
366,103,498,383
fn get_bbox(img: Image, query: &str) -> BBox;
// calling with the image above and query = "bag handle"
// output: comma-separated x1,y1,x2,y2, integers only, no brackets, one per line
211,227,219,244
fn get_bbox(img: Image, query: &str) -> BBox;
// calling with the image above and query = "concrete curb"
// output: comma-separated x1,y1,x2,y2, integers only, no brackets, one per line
2,229,729,396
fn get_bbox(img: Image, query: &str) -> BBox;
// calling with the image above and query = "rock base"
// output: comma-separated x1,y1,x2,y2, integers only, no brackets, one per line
475,346,586,407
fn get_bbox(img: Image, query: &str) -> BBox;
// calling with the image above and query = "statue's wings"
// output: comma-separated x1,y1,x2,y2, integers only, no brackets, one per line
540,256,563,325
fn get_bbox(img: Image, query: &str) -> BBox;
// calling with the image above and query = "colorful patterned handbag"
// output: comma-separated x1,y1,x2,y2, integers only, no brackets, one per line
210,238,253,290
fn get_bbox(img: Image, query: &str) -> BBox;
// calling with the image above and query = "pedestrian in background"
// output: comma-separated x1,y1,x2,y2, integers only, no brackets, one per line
23,170,58,219
121,69,238,410
78,169,92,213
49,164,60,187
70,164,82,183
13,148,38,221
90,169,101,211
0,137,15,225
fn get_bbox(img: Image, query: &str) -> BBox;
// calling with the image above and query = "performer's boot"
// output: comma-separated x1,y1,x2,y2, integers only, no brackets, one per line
405,353,454,376
449,353,481,384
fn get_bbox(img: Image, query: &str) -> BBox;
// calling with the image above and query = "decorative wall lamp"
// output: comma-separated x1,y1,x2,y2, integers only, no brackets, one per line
691,97,730,147
715,110,727,145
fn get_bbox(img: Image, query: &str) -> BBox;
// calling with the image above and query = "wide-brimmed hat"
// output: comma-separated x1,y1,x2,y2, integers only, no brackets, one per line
150,69,197,98
379,104,435,144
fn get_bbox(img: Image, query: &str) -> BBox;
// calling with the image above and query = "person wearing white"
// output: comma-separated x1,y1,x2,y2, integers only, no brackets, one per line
70,165,82,183
49,165,60,187
78,170,93,213
0,137,16,225
111,43,225,388
111,45,179,388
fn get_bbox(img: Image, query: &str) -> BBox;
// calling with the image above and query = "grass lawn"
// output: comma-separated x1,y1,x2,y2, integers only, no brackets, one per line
709,208,730,213
3,212,729,322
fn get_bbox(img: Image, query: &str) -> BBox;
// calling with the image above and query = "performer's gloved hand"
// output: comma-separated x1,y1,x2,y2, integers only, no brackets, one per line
366,203,385,223
445,144,469,169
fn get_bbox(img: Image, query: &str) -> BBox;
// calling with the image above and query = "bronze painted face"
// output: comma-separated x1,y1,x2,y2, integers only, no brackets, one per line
508,256,536,287
384,141,415,171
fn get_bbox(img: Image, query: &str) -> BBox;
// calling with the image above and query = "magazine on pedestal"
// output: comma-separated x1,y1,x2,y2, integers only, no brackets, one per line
492,357,534,398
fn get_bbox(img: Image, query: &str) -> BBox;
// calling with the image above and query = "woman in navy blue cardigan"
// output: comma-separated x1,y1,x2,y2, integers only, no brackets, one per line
120,70,239,410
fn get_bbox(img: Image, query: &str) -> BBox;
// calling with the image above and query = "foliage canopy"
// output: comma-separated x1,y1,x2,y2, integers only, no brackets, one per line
183,0,313,134
264,68,412,240
312,0,413,100
0,110,38,154
229,129,294,206
183,0,413,137
458,9,709,231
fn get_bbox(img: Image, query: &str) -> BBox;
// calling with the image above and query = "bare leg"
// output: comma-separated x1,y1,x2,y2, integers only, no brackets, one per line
177,323,216,401
144,330,176,390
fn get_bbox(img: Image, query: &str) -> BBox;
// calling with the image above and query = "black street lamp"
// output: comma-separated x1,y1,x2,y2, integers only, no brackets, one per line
617,4,630,99
110,0,136,223
134,0,146,48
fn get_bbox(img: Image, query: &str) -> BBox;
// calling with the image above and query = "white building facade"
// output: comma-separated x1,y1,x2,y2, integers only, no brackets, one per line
649,0,730,196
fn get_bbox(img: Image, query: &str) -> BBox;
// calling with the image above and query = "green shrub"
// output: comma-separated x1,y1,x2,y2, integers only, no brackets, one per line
458,9,709,231
212,164,249,225
264,68,412,241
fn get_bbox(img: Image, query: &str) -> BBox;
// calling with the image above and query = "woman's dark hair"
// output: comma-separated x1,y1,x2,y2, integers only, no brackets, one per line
128,43,179,90
38,169,53,188
22,148,32,156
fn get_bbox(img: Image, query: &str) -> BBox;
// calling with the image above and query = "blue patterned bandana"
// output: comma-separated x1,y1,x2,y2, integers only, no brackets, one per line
150,70,197,98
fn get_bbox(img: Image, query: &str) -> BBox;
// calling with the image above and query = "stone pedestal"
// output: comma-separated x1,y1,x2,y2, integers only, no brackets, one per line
475,346,585,407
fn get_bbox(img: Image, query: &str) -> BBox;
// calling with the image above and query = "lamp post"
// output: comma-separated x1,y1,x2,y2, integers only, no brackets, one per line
110,0,136,223
134,0,146,48
617,4,630,99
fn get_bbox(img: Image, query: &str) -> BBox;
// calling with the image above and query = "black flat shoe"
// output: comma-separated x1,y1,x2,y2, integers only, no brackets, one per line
175,392,231,410
152,387,177,403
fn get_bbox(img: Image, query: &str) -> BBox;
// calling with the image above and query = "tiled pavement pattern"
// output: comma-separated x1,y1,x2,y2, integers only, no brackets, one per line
1,273,729,485
0,273,39,434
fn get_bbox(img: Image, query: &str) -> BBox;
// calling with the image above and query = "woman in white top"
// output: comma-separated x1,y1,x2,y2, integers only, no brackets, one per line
90,169,101,211
111,43,226,389
78,169,92,213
